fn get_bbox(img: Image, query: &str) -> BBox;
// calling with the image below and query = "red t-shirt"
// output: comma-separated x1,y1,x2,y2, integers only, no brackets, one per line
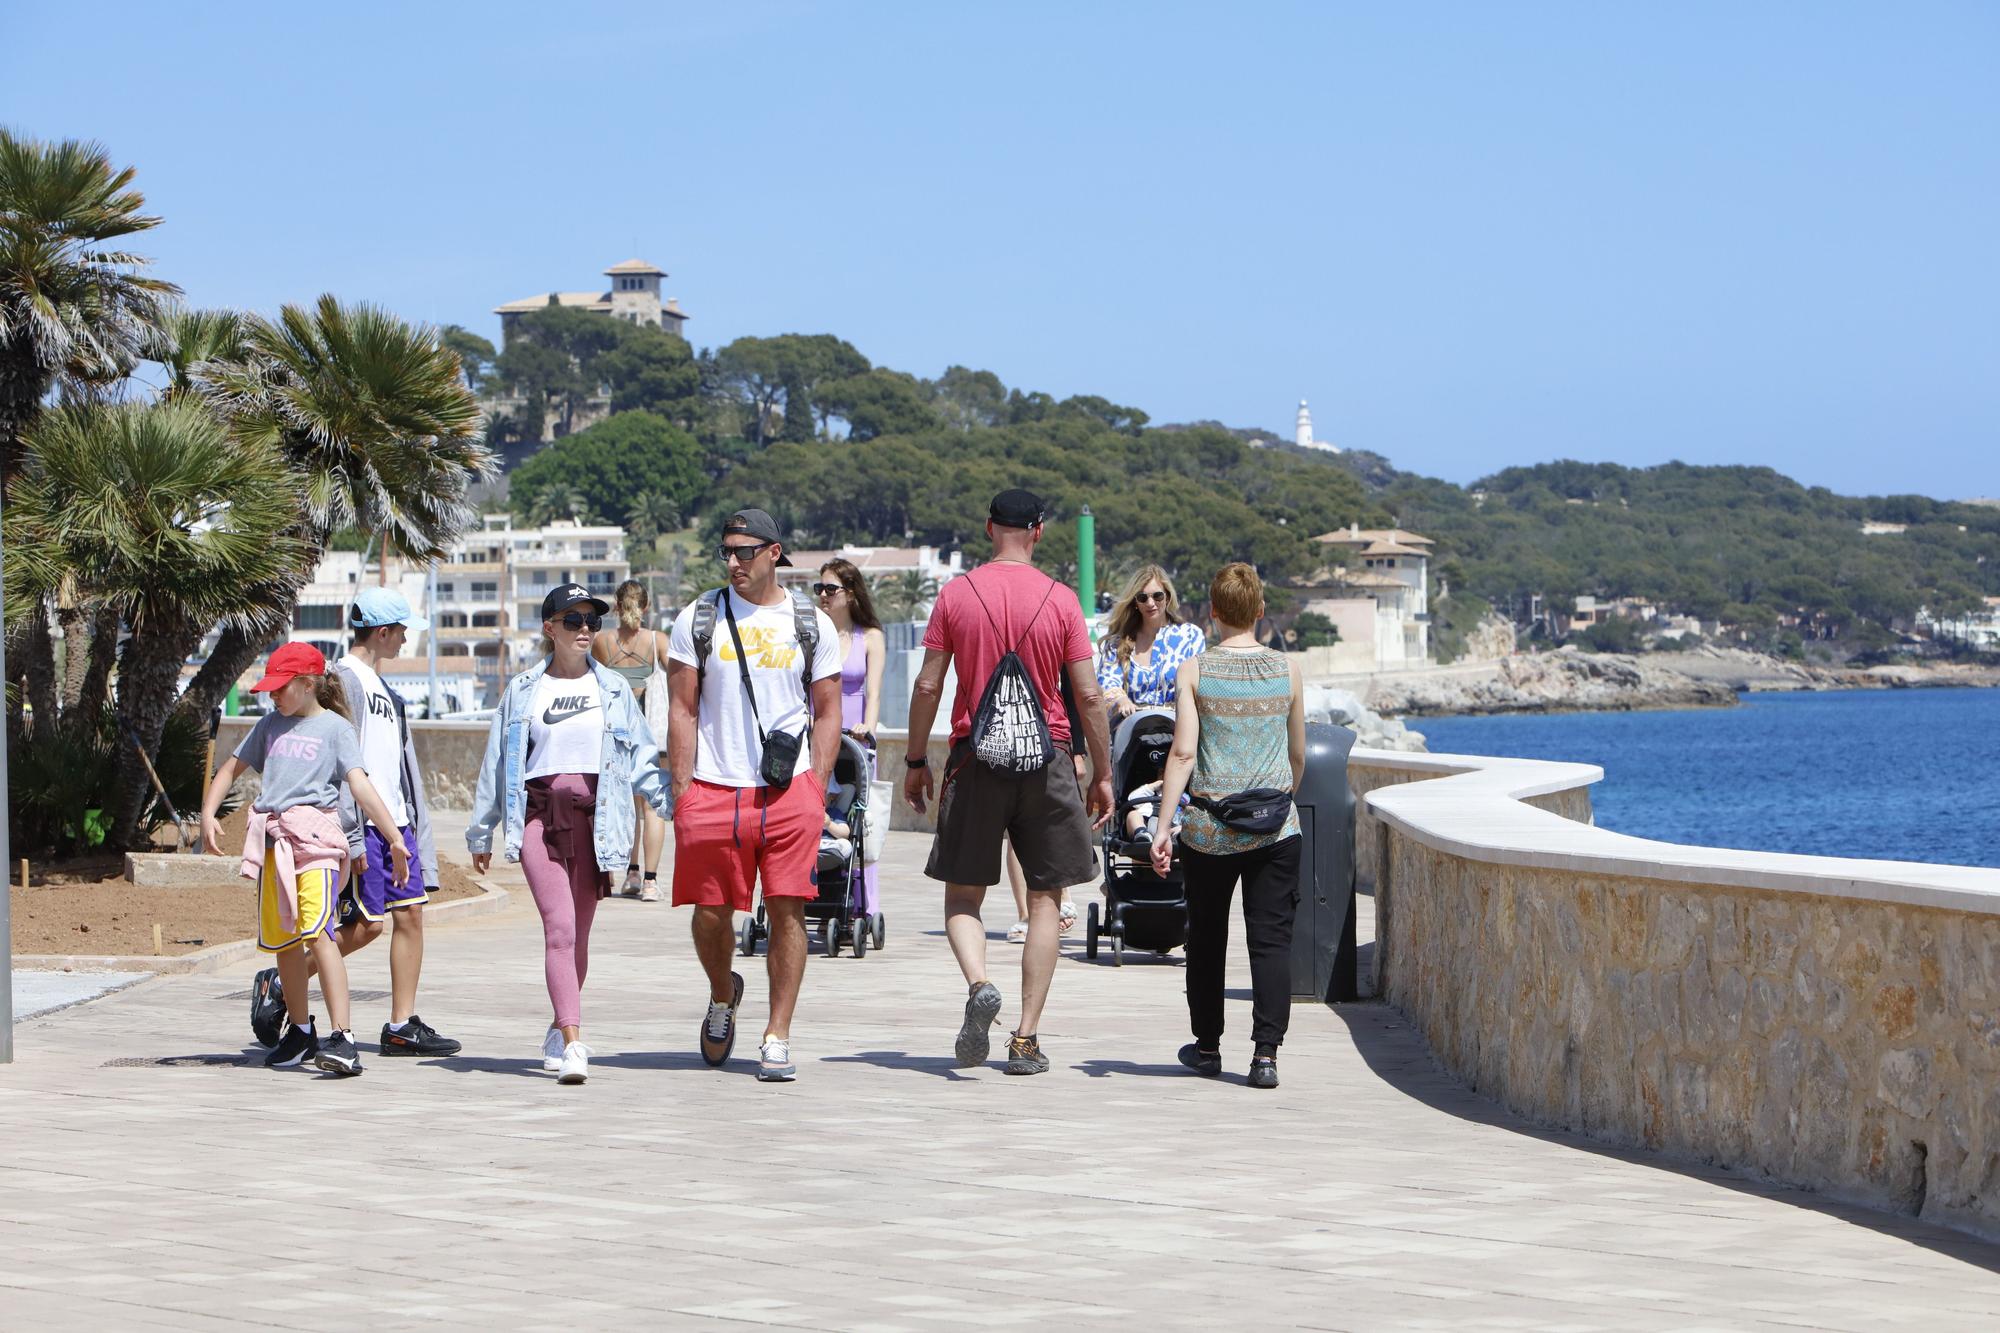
923,563,1092,749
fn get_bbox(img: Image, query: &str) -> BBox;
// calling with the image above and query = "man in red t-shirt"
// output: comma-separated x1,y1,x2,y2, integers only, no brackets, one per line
905,488,1112,1076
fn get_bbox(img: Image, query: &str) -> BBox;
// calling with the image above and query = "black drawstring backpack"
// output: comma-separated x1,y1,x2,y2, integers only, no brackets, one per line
964,574,1059,774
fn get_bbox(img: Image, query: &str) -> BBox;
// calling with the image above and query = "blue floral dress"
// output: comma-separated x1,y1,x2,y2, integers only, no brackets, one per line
1096,621,1206,708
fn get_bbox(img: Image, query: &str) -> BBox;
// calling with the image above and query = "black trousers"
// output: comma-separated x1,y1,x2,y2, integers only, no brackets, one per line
1181,836,1301,1050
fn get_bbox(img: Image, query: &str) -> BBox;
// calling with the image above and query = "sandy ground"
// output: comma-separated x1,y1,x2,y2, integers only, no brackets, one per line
12,800,485,957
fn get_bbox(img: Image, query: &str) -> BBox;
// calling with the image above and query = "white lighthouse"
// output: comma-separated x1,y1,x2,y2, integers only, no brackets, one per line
1294,399,1338,453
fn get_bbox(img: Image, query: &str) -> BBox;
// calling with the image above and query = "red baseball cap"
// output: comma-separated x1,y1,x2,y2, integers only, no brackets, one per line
249,642,327,694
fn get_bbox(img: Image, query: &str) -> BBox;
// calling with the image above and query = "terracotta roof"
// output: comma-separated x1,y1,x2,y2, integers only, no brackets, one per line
1358,540,1427,557
493,290,611,315
1312,527,1433,548
603,258,666,276
785,547,927,572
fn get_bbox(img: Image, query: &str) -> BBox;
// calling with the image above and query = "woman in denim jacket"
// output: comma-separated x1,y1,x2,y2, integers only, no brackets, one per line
468,584,672,1085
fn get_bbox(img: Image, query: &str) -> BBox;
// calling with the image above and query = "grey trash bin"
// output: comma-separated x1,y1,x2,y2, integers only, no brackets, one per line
1291,722,1359,1003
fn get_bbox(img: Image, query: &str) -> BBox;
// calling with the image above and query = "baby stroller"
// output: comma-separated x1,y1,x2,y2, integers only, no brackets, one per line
738,733,885,959
1087,707,1188,966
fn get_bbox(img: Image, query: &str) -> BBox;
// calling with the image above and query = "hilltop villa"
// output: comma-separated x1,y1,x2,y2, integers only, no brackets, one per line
494,258,690,344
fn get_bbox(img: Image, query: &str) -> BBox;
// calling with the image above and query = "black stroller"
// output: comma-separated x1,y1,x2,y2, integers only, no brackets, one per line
1086,707,1189,966
738,733,884,959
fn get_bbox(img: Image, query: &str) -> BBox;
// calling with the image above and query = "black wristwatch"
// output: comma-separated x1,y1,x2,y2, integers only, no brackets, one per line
904,755,928,769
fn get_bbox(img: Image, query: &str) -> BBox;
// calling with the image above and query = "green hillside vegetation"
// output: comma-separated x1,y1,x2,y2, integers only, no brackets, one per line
476,329,1999,647
1378,461,2000,647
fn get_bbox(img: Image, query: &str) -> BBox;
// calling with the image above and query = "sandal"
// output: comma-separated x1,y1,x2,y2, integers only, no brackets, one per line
1058,899,1079,934
1006,920,1028,944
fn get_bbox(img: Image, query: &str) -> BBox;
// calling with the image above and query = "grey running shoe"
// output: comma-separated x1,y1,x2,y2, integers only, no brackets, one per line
757,1036,797,1082
1005,1032,1051,1076
701,972,745,1067
955,981,1003,1067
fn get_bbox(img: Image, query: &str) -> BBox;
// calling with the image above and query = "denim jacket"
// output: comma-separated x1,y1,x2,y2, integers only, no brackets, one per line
466,657,671,871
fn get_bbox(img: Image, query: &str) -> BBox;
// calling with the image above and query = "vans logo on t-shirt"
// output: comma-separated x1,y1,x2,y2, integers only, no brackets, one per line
543,696,596,725
367,692,396,721
269,734,323,761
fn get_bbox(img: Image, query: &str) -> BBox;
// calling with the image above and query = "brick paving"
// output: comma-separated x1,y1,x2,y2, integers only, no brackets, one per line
4,817,1998,1329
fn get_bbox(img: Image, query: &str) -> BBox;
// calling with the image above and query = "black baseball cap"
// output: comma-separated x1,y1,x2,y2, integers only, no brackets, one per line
989,488,1046,529
541,583,611,619
722,508,793,566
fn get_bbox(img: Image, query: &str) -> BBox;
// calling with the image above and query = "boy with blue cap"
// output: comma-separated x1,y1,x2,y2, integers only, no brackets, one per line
249,587,461,1057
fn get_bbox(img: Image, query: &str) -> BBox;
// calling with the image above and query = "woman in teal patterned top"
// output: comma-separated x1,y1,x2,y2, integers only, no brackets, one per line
1150,562,1305,1089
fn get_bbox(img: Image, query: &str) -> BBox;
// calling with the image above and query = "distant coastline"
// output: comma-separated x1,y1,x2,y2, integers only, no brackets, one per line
1339,645,2000,720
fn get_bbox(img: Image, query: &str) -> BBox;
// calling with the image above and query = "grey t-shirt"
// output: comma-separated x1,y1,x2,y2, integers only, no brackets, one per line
234,710,365,815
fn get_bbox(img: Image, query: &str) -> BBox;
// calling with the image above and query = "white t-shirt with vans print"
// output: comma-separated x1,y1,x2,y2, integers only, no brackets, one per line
668,589,840,788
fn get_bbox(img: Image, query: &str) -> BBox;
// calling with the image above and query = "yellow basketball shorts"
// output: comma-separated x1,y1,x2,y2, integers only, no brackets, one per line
256,855,338,955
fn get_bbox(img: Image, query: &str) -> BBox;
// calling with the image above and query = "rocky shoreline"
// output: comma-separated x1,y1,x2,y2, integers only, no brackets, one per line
1351,644,1999,721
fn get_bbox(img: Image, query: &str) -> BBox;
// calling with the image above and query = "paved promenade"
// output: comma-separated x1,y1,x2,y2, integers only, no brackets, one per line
5,821,1999,1329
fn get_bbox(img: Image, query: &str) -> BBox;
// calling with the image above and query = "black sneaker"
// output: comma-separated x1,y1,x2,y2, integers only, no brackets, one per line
1247,1056,1279,1090
251,968,285,1048
1178,1043,1222,1076
313,1030,364,1077
1005,1032,1051,1076
700,972,745,1067
264,1021,319,1069
379,1014,462,1057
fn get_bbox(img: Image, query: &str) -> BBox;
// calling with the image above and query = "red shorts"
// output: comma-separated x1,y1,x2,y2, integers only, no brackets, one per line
672,775,825,911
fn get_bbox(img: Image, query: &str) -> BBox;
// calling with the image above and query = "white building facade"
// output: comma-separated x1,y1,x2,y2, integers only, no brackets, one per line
1310,524,1432,668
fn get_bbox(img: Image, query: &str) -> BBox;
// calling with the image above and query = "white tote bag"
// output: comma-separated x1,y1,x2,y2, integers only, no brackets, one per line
642,636,671,747
862,780,893,865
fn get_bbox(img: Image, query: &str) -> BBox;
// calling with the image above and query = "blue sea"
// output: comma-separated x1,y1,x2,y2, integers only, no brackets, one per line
1414,688,2000,870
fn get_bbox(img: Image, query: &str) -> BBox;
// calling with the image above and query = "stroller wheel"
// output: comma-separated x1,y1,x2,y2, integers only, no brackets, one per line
1112,930,1125,968
850,918,868,959
821,916,840,958
872,911,886,951
738,916,757,957
1085,902,1100,960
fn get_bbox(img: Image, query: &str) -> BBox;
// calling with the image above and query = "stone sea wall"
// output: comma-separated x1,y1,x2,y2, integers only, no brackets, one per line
1361,748,2000,1239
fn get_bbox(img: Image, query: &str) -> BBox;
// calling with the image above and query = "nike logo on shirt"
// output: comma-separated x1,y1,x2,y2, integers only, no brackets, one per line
543,696,597,725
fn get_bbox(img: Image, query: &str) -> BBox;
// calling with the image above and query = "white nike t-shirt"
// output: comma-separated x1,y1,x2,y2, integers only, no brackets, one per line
525,672,604,780
338,654,407,827
668,590,841,788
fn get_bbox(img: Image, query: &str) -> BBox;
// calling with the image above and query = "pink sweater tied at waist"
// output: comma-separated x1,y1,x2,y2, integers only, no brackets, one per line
240,805,350,933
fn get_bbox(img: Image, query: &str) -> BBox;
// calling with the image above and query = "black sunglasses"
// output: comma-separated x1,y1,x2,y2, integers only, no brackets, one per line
558,611,603,631
811,582,846,597
718,542,773,563
1134,590,1169,605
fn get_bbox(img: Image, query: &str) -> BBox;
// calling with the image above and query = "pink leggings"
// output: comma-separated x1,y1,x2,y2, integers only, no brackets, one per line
521,812,602,1029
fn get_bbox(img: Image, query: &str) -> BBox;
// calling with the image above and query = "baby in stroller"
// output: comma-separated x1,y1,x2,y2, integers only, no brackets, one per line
820,775,857,862
1122,779,1189,846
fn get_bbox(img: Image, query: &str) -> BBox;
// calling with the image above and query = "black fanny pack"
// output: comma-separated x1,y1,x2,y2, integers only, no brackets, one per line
1189,788,1293,834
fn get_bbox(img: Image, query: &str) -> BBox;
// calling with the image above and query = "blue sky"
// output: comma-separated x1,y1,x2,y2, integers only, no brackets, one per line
6,3,1994,498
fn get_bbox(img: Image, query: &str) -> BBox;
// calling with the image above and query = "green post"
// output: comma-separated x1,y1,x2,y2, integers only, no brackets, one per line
1078,505,1097,633
225,683,239,717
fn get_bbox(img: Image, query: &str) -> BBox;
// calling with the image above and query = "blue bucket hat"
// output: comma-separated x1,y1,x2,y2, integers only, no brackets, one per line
349,586,430,632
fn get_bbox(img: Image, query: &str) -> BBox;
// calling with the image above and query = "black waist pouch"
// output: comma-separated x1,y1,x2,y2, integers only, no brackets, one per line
760,727,803,789
1189,787,1293,834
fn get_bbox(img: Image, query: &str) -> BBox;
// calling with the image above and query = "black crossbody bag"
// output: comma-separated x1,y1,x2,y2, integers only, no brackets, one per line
722,593,805,788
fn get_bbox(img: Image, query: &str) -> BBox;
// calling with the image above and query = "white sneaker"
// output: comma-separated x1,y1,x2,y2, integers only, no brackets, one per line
757,1036,797,1082
541,1027,565,1072
619,866,642,897
557,1041,592,1085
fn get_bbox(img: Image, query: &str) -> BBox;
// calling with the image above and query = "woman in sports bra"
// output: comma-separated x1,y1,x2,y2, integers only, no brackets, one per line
594,579,671,900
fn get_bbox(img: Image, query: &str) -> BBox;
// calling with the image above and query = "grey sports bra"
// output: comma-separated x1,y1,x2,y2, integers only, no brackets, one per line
606,629,658,689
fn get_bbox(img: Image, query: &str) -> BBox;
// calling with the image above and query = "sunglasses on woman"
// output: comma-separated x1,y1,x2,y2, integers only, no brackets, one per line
557,611,603,631
811,582,846,597
1134,591,1169,605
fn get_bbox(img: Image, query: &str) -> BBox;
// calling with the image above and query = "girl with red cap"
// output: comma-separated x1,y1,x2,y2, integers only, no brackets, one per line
199,642,413,1076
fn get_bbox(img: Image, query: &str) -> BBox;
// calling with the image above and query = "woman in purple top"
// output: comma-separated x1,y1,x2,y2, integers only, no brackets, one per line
817,559,885,911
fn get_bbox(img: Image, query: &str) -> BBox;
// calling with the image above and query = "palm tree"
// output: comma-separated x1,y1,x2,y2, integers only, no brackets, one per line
625,490,680,544
9,400,305,847
872,570,939,622
0,131,178,478
173,296,493,723
526,485,589,527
